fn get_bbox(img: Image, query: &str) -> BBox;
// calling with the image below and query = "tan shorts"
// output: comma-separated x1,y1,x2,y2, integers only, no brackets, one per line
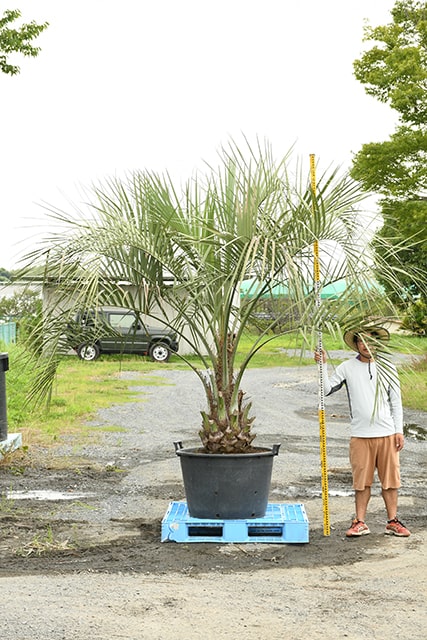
349,436,401,491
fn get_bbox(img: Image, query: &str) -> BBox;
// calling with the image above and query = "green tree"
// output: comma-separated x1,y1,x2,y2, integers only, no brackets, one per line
0,8,48,75
0,288,42,349
351,0,427,302
20,139,422,451
0,289,41,319
0,267,11,281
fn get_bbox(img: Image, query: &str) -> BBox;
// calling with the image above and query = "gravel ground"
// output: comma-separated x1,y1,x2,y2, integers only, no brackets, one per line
0,362,426,639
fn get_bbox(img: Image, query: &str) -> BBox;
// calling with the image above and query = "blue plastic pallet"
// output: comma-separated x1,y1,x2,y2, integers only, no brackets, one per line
161,502,309,544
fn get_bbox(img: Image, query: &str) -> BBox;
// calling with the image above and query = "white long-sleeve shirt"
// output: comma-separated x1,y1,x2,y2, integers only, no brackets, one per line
323,356,403,437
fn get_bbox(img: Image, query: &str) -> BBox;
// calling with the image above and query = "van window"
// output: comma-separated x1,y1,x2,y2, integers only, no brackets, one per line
108,312,136,330
80,310,96,327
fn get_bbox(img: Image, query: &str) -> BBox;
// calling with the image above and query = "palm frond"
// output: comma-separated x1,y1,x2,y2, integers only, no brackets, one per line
19,138,422,451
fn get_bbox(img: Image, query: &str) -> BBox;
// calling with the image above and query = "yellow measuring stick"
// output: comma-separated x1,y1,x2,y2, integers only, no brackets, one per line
310,153,331,536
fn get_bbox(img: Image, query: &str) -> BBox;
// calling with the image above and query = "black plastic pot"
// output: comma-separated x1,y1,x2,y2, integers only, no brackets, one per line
174,441,280,520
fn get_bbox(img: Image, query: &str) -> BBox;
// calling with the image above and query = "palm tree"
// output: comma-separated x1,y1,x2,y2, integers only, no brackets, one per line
23,138,415,453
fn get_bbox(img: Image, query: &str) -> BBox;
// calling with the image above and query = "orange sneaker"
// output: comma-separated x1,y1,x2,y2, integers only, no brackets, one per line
346,518,370,537
385,518,411,537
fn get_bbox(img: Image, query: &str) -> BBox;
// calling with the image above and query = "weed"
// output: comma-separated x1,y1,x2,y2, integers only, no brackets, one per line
15,525,77,557
105,464,126,473
99,425,128,433
0,490,15,513
69,500,97,510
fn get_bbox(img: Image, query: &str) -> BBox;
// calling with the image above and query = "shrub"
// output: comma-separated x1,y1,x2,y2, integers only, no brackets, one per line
401,299,427,335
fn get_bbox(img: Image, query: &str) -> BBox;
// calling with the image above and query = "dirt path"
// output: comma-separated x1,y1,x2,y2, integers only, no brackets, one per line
0,366,426,639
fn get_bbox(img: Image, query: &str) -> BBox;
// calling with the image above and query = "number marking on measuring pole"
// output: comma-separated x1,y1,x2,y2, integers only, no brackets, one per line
310,153,331,537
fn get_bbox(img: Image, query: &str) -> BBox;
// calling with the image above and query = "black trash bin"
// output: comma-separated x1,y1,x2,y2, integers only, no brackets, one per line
0,353,9,441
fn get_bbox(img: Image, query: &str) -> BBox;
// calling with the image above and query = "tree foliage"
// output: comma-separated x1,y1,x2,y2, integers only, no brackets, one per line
0,289,41,319
353,0,427,127
19,139,423,450
351,0,427,302
0,267,11,281
0,8,48,75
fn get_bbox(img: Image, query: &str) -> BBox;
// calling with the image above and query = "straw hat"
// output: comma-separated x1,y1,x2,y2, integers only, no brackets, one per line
344,326,390,352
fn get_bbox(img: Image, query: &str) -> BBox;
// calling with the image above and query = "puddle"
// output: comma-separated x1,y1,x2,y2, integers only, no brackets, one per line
6,490,96,501
328,490,353,497
301,489,354,498
272,487,353,499
404,423,427,441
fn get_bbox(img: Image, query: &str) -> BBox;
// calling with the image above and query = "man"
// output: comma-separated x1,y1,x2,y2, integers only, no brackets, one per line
315,326,410,537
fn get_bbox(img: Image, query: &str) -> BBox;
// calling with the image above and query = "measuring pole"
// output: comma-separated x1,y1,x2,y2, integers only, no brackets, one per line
310,153,330,536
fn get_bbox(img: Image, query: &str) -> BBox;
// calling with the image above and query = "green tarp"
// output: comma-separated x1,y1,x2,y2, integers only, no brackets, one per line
240,278,348,300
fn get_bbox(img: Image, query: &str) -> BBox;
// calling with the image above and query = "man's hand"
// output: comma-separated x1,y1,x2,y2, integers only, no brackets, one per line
314,349,327,364
395,433,405,451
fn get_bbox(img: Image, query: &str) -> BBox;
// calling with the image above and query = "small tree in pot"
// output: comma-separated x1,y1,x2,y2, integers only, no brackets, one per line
22,139,416,517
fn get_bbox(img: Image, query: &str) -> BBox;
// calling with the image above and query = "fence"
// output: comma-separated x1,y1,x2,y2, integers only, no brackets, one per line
0,322,16,345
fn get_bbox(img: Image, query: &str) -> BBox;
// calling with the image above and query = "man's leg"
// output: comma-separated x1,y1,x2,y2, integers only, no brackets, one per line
378,438,410,536
346,486,372,536
347,439,374,535
382,487,398,520
382,487,410,535
355,486,371,522
350,438,374,522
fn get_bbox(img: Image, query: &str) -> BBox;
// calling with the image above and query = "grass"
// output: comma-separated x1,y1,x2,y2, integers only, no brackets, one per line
0,490,15,513
2,332,426,453
400,356,427,412
15,525,76,557
4,346,172,447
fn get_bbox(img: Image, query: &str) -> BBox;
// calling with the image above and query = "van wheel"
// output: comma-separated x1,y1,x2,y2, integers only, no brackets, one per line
149,342,171,363
77,343,100,361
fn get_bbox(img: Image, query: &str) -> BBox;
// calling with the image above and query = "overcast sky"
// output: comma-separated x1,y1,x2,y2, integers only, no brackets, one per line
1,0,398,268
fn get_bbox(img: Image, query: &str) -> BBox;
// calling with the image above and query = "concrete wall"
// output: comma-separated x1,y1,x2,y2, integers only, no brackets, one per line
0,281,42,299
